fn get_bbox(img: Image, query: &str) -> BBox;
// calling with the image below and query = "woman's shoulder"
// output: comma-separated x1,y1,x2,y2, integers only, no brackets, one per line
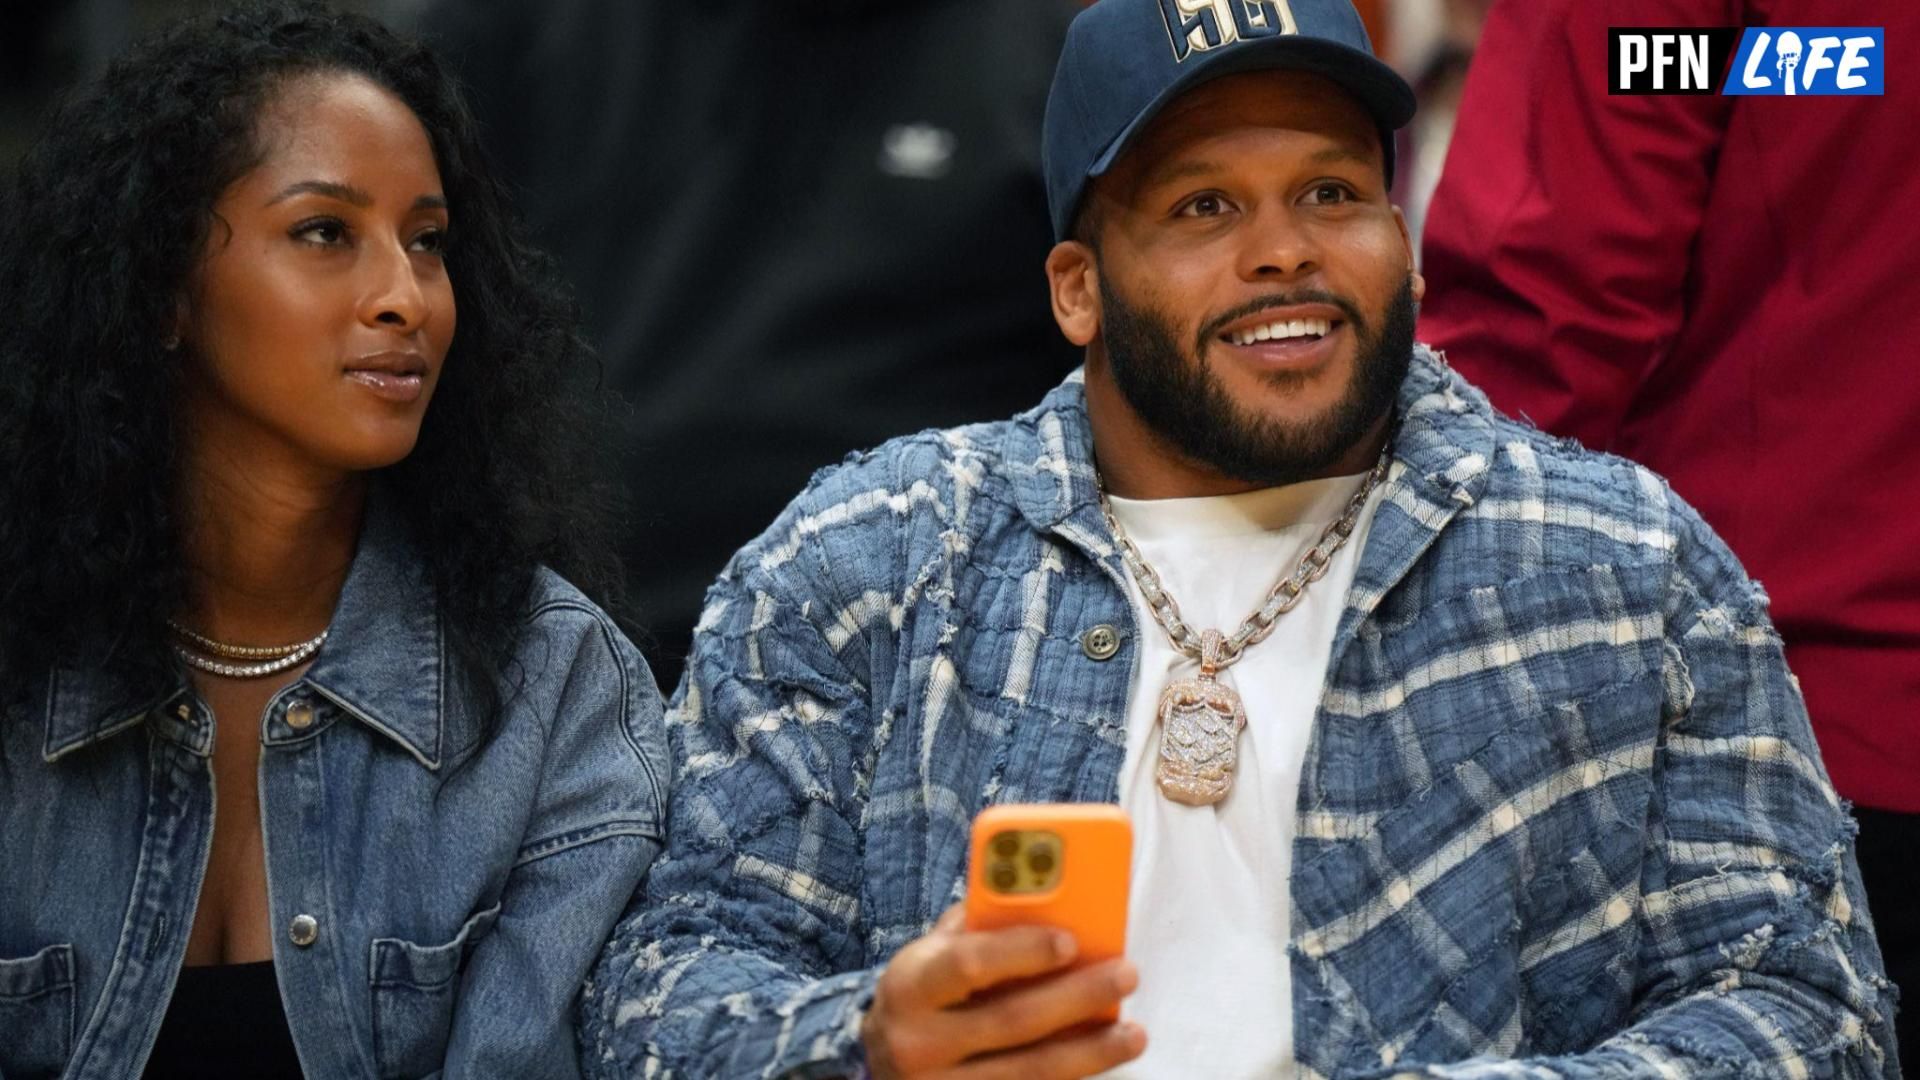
518,566,625,638
473,567,667,814
505,567,663,736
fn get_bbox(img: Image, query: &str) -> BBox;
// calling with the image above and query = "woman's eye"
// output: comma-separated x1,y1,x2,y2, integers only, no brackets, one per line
293,219,347,246
410,228,447,255
1177,194,1231,218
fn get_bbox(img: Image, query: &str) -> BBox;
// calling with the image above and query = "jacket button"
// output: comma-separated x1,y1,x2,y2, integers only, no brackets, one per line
1081,624,1122,661
285,700,315,731
288,914,319,947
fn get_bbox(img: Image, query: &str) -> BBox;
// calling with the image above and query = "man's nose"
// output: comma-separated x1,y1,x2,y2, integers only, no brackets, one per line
1235,204,1320,284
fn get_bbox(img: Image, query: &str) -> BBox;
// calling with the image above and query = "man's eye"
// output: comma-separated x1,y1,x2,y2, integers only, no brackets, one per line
1177,194,1230,218
1306,183,1354,205
292,219,347,245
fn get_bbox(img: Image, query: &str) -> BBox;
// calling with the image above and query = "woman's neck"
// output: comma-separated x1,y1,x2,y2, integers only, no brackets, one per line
177,447,367,647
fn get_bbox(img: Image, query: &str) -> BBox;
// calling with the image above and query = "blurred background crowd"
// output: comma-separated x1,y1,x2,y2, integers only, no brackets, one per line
1,0,1488,237
2,0,1490,687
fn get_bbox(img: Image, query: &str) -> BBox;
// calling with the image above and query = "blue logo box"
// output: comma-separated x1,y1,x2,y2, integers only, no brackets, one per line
1723,27,1883,95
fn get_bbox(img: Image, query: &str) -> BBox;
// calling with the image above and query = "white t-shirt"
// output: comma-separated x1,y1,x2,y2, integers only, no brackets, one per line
1100,472,1384,1079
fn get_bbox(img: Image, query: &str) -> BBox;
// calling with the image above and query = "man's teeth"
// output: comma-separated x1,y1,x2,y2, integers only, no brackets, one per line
1229,317,1332,346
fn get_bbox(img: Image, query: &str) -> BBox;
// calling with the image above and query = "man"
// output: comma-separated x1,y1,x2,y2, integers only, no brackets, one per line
1417,4,1919,1068
581,1,1898,1076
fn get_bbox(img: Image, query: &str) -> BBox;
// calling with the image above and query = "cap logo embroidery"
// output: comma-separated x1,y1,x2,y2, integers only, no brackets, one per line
1160,0,1298,62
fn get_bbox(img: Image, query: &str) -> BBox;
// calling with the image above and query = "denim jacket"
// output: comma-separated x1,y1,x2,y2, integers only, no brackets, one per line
581,347,1898,1079
0,494,668,1079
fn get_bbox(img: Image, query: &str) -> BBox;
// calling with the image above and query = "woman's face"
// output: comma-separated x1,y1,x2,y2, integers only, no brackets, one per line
183,71,456,475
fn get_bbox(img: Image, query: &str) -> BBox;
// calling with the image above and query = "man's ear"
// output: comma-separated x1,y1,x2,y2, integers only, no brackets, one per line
1392,205,1425,303
1046,240,1101,347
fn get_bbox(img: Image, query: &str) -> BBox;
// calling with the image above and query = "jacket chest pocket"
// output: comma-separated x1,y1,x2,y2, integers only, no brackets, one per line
368,904,500,1079
0,944,76,1079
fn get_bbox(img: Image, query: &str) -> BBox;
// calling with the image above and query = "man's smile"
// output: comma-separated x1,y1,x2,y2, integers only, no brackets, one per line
1208,302,1348,372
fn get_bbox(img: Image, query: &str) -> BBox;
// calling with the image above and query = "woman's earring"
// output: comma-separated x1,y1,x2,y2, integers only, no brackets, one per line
162,335,180,351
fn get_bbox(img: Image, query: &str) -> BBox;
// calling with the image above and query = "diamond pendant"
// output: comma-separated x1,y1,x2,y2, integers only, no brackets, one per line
1154,630,1247,806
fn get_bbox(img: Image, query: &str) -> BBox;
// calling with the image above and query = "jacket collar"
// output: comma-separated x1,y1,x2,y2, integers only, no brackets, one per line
1332,344,1496,641
1005,344,1497,608
40,669,185,764
1004,367,1122,573
298,490,447,769
43,487,448,769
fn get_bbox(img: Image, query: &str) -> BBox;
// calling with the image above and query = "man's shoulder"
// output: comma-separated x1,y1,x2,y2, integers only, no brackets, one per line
1478,413,1675,526
1403,352,1679,552
1465,405,1749,602
810,420,1019,509
721,385,1078,595
761,382,1080,540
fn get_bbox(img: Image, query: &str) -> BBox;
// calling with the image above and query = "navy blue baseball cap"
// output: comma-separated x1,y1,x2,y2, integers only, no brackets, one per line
1044,0,1416,241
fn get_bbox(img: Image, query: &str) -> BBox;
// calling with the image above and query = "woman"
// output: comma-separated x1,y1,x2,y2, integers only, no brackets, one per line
0,4,666,1076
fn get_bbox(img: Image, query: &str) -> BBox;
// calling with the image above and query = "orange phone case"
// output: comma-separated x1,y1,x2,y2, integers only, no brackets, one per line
964,803,1131,1020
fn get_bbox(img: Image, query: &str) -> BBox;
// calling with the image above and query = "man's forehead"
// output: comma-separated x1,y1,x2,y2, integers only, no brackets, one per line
1108,70,1382,193
1136,142,1376,191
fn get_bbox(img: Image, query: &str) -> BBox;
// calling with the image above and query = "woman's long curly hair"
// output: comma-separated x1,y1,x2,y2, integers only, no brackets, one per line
0,2,631,724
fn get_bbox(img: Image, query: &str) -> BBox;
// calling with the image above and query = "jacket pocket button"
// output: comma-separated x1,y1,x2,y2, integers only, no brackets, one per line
1081,624,1122,661
288,914,319,948
285,701,315,731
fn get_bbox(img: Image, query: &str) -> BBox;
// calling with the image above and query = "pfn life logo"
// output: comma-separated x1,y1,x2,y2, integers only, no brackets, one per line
1609,27,1883,95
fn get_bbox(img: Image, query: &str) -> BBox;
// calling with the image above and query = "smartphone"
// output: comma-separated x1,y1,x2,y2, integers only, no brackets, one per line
964,803,1132,1020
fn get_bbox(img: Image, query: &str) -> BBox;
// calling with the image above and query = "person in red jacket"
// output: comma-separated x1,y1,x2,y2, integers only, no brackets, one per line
1418,1,1916,1066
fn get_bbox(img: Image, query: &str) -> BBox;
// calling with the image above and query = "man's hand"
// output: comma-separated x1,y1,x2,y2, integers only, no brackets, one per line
862,906,1146,1079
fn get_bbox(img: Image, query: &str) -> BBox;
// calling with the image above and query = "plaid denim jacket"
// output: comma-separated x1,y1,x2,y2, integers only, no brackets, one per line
581,347,1899,1079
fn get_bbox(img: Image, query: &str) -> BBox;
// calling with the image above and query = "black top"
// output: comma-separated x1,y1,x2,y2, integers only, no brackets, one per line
145,962,302,1078
427,0,1084,684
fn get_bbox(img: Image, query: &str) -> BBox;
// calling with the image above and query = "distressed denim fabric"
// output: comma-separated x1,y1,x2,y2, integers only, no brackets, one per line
0,492,669,1079
580,347,1899,1079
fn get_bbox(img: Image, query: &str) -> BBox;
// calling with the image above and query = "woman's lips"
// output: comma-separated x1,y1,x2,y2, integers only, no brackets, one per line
344,369,425,403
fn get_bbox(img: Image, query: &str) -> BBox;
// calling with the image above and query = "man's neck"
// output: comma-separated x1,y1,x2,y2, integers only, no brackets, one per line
1083,355,1390,500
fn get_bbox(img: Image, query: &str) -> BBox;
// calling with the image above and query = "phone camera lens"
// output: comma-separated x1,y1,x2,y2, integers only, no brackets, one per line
1027,849,1055,876
990,863,1018,890
992,833,1020,858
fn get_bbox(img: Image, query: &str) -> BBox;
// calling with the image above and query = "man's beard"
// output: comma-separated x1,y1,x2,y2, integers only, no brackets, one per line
1101,274,1417,488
